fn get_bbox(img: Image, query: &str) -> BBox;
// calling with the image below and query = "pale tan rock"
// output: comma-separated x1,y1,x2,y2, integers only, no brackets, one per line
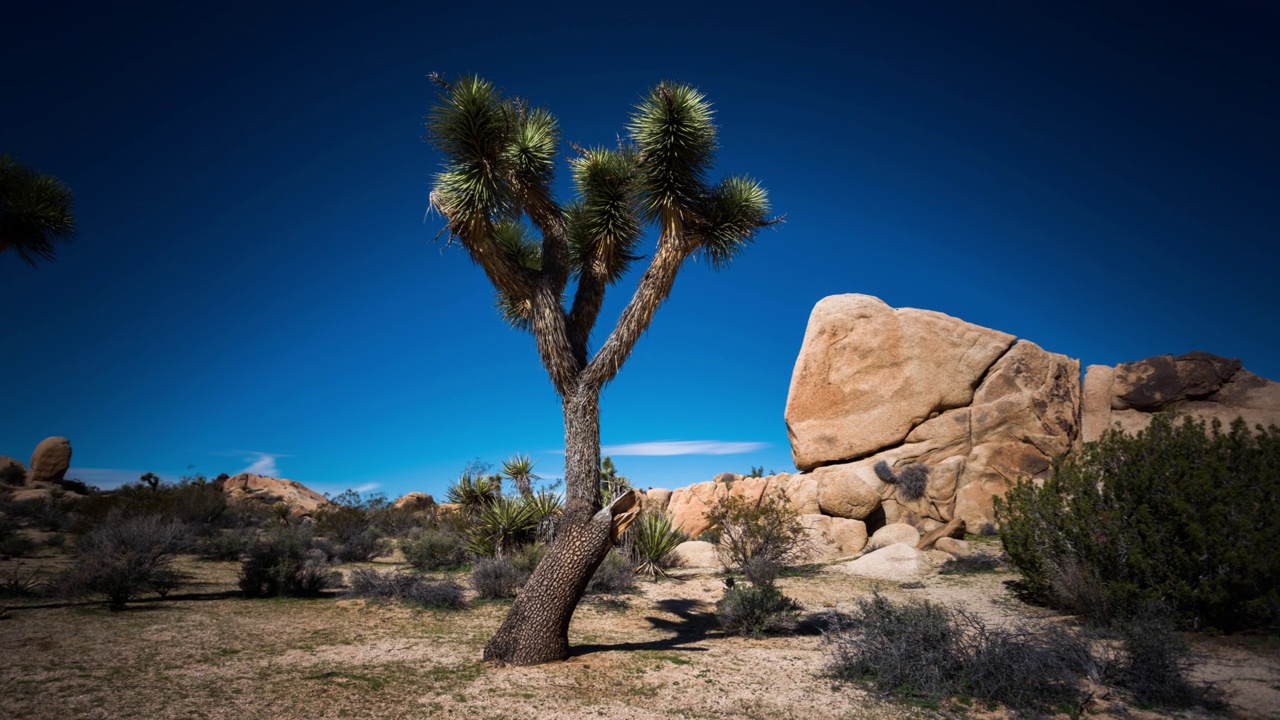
785,294,1015,471
814,462,885,520
838,543,933,581
969,340,1079,460
800,514,867,560
666,480,725,538
673,540,719,568
392,492,436,511
645,488,673,512
783,473,821,515
867,522,920,550
1081,364,1115,443
28,437,71,485
214,473,328,516
1104,356,1280,438
934,537,972,557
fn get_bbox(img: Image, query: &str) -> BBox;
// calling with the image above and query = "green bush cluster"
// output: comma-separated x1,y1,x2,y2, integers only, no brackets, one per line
238,525,340,598
996,414,1280,631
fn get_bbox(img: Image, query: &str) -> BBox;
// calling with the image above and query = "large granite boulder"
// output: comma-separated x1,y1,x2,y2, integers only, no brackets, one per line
213,473,328,515
392,492,436,512
1081,352,1280,441
836,543,933,581
785,294,1015,471
800,514,868,560
666,473,787,538
784,295,1082,532
29,437,72,485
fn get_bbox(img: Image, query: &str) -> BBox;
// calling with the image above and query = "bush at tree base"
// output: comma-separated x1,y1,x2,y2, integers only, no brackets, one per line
995,414,1280,631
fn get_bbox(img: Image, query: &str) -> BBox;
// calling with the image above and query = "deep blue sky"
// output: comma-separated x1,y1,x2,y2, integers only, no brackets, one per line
3,1,1277,499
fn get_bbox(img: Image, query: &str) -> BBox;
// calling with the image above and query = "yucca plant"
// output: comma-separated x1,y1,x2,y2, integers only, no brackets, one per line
501,454,540,498
446,470,502,517
426,75,774,665
629,510,686,579
467,496,539,557
524,489,564,544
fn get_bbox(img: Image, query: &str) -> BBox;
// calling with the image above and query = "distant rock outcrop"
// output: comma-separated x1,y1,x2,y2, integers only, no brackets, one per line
1082,352,1280,441
393,492,437,512
213,473,328,515
28,436,72,485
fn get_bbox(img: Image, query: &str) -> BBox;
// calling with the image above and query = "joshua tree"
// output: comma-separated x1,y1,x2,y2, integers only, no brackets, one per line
0,154,76,267
426,75,774,665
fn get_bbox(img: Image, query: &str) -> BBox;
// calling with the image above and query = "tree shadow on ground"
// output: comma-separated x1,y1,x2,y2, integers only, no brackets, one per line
570,598,722,657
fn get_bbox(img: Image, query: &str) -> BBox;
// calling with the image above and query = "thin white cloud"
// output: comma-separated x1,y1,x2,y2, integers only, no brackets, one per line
352,483,381,494
600,440,769,456
239,451,288,477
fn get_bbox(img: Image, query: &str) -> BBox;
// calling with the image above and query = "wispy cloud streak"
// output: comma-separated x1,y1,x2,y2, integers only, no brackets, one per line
239,451,288,477
600,440,768,456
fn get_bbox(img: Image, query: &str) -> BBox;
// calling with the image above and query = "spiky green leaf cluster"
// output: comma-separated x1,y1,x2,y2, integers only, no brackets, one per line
627,82,716,224
427,76,559,229
692,175,771,269
0,154,76,267
567,147,642,283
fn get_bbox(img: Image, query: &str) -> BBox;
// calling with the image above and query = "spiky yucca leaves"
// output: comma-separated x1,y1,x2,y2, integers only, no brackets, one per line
0,154,76,267
500,454,541,498
468,496,540,557
627,82,716,227
629,510,686,579
446,470,502,517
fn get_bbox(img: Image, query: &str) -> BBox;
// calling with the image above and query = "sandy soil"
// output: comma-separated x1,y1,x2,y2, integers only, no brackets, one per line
1,542,1276,720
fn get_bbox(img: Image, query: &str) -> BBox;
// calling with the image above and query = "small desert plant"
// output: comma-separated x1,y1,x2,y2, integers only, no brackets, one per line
706,491,810,575
586,550,636,595
826,593,1089,712
402,577,466,609
599,456,632,505
312,490,393,562
874,460,930,501
239,525,339,597
500,453,540,498
470,556,524,599
0,564,47,598
0,464,26,485
402,528,470,571
716,581,801,637
62,512,186,610
629,510,685,579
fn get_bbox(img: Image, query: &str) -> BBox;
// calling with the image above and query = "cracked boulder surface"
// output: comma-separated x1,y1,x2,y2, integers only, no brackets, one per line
783,294,1081,532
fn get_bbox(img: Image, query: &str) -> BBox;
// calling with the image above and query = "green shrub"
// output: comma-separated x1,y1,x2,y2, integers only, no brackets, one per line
445,468,502,517
195,529,254,561
996,414,1280,631
469,557,523,599
826,593,1089,713
586,551,636,595
628,510,685,579
716,582,800,637
61,512,186,610
238,525,339,597
402,528,470,571
705,491,810,576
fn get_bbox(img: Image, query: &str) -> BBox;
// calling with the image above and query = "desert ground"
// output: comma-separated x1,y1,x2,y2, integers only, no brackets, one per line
2,538,1277,720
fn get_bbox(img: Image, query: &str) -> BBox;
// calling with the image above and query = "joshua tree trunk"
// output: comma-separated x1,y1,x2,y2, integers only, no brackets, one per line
483,386,640,665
